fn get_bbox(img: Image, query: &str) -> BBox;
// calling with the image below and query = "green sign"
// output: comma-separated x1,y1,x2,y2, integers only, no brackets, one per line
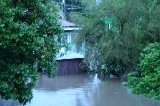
101,17,112,24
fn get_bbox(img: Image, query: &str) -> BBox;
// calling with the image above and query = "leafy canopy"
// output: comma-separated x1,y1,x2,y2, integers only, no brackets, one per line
70,0,143,75
0,0,61,104
70,0,160,99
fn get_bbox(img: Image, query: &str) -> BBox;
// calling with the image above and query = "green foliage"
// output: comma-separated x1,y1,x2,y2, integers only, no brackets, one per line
0,64,37,104
104,62,127,77
0,0,61,104
69,0,160,99
70,0,143,75
70,0,160,77
126,42,160,100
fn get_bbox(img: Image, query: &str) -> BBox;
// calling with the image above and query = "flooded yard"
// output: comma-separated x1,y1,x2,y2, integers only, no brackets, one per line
28,74,160,106
1,74,160,106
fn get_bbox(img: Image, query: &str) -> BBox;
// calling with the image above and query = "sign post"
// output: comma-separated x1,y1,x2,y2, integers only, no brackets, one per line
101,17,112,29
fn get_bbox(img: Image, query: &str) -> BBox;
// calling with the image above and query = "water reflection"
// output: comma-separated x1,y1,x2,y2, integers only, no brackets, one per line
26,74,160,106
0,98,19,106
0,74,160,106
35,74,88,91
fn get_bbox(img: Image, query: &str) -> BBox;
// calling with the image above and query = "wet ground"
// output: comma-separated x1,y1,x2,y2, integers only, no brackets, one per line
1,74,160,106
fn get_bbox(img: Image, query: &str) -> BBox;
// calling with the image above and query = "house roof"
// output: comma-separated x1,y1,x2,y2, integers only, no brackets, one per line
59,19,76,27
59,19,80,31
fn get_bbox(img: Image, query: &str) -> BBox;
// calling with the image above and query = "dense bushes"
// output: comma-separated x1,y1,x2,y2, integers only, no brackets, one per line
126,43,160,100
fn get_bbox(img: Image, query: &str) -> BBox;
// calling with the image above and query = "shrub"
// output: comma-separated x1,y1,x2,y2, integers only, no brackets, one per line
126,42,160,100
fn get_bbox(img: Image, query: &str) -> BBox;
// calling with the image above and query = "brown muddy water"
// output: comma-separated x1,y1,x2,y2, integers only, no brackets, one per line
0,74,160,106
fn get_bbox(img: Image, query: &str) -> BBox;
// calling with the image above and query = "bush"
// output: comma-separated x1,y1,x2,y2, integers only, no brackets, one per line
126,42,160,100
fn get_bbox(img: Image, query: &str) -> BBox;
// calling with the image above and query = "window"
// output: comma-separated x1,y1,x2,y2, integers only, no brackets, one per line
61,33,68,45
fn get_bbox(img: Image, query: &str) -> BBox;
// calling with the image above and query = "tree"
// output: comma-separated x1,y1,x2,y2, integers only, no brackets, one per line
70,0,160,77
69,0,160,100
137,0,160,45
126,0,160,99
70,0,143,76
0,0,61,105
126,42,160,100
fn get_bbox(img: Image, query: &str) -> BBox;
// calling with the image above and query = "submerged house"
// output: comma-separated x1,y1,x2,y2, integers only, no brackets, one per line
56,19,84,75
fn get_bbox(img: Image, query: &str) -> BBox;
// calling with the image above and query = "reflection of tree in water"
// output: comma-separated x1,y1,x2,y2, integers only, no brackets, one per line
3,74,159,106
75,74,160,106
75,74,101,106
75,89,92,106
35,74,88,91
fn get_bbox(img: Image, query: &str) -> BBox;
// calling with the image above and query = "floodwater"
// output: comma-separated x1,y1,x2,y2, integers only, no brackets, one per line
1,74,160,106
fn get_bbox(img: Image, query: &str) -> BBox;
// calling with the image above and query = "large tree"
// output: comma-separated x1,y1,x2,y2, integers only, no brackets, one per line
70,0,160,99
0,0,61,104
70,0,160,76
70,0,143,76
126,0,160,100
